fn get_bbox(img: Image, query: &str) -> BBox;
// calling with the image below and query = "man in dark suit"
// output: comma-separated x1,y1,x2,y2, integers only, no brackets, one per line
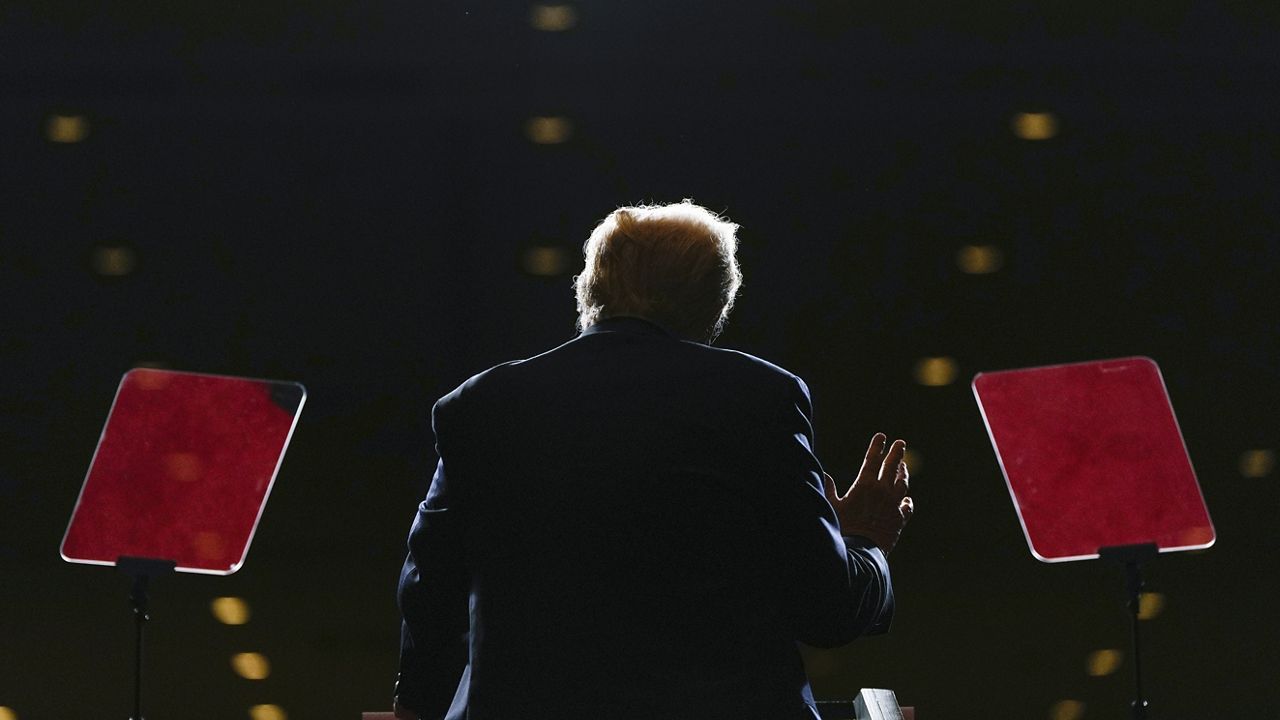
394,201,913,720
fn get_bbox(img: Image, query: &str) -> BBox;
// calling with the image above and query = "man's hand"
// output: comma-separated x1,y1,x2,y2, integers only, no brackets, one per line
823,433,914,554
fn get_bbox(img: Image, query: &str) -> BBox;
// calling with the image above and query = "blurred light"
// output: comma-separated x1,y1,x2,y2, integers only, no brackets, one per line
0,706,18,720
165,452,202,483
1138,592,1165,620
913,357,959,387
1049,700,1084,720
231,652,271,680
211,597,251,625
1086,649,1123,677
133,367,172,391
1239,449,1275,478
1012,112,1058,140
249,704,287,720
522,246,570,276
530,4,577,31
525,116,573,144
956,244,1004,274
901,448,922,475
46,114,89,144
92,246,136,277
194,531,226,561
1179,525,1213,547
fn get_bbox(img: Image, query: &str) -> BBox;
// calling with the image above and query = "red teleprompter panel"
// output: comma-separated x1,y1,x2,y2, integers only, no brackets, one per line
973,357,1214,562
62,369,305,574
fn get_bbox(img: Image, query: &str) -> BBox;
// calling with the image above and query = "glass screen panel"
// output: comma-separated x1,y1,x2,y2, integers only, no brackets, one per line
61,369,305,574
973,357,1213,562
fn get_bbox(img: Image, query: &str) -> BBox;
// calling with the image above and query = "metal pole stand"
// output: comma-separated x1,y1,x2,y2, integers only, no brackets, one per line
1098,543,1158,720
117,556,176,720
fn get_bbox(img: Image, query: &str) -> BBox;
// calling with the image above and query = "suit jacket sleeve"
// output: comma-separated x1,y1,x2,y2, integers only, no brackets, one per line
395,396,470,719
763,374,894,648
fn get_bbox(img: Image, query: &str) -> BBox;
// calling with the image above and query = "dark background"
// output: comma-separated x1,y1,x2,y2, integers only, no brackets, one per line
2,1,1277,718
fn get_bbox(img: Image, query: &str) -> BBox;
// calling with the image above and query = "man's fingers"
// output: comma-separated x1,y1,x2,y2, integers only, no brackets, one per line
864,432,887,461
900,496,914,524
823,471,842,503
854,433,888,486
878,439,906,484
893,458,910,497
862,433,888,470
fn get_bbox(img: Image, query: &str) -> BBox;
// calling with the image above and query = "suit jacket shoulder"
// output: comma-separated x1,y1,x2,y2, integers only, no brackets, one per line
434,331,811,431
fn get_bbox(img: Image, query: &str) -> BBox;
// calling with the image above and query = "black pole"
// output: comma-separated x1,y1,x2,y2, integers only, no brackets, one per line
1120,556,1149,720
1099,543,1158,720
130,573,150,720
118,556,176,720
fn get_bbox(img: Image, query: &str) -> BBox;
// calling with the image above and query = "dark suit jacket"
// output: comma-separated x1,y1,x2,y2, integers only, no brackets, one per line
396,317,894,720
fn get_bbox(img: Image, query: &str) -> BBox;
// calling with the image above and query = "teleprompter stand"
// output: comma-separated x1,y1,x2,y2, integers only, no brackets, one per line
974,357,1218,720
118,556,176,720
61,369,307,718
1098,543,1158,720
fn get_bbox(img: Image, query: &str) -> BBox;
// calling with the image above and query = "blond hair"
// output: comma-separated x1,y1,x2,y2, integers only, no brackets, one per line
574,200,743,341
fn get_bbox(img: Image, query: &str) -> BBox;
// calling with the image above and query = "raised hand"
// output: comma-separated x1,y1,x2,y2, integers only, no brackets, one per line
823,433,914,554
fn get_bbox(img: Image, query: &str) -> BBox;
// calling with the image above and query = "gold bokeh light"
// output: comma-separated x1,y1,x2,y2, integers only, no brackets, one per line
249,704,287,720
1138,592,1165,620
1049,700,1084,720
133,366,173,391
46,114,90,143
525,116,573,145
901,448,922,475
231,652,271,680
1012,112,1059,140
956,245,1004,274
1239,449,1275,478
211,596,251,625
530,4,577,31
0,706,18,720
165,452,202,483
523,246,570,276
1086,648,1123,676
194,531,226,561
93,246,136,277
913,357,959,387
